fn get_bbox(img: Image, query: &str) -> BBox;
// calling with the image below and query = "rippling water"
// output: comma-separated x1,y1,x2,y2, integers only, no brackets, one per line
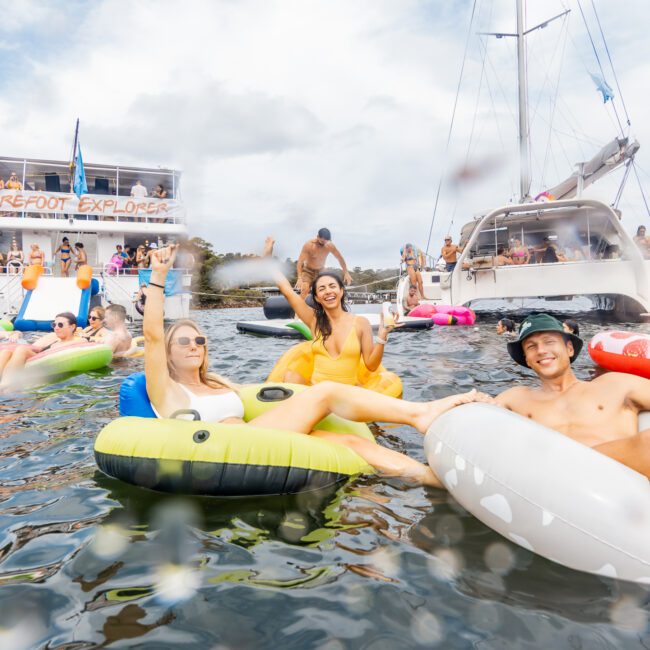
0,308,648,649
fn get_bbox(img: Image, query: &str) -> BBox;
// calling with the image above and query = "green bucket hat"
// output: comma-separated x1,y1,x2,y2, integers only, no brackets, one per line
507,313,583,367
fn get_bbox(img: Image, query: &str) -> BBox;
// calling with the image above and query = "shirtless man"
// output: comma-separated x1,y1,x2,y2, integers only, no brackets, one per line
296,228,352,298
441,236,463,272
403,285,420,315
0,312,82,390
104,304,133,358
496,313,650,478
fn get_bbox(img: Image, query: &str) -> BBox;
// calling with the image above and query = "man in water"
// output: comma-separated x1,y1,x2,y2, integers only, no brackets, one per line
441,236,463,272
495,313,650,479
295,228,352,298
104,304,133,357
0,312,82,390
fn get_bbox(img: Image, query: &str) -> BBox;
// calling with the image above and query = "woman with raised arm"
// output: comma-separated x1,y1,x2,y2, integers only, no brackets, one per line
143,245,493,487
268,238,394,386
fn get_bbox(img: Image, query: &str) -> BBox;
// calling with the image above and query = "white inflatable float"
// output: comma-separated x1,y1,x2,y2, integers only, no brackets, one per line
424,404,650,583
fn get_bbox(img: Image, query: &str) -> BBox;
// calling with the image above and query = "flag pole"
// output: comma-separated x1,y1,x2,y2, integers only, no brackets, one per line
69,118,79,189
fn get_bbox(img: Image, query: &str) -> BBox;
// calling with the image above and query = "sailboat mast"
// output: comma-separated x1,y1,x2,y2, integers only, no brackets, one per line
516,0,531,202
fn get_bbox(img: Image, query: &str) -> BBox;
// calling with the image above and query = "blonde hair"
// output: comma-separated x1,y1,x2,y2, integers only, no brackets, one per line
164,319,238,391
90,306,105,320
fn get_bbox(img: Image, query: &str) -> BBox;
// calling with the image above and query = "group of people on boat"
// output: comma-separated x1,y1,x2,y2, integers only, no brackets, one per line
139,240,650,488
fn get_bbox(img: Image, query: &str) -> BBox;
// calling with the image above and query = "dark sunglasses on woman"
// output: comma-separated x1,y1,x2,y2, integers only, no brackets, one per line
173,336,207,347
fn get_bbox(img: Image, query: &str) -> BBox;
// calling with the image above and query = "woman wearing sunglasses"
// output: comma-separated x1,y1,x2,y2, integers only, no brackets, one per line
79,307,107,342
144,246,493,487
0,312,82,390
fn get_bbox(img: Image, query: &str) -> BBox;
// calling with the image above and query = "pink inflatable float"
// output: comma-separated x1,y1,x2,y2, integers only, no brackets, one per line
408,304,476,326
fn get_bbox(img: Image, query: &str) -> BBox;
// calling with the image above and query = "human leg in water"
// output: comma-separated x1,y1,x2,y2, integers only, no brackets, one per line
248,381,494,487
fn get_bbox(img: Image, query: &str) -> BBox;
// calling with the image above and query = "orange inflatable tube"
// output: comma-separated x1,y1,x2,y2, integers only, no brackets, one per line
267,341,403,398
76,264,93,290
21,264,44,290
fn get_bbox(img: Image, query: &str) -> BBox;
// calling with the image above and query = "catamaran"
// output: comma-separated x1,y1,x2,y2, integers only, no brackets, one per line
0,152,191,327
397,1,650,320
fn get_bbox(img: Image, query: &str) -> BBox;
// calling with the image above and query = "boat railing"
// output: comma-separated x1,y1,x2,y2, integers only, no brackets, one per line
0,272,24,315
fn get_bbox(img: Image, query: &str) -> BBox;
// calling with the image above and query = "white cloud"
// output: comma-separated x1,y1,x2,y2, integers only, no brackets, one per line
0,0,648,267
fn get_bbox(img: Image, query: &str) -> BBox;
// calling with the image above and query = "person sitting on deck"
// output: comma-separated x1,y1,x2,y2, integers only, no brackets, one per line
495,246,512,266
0,312,83,391
403,285,421,315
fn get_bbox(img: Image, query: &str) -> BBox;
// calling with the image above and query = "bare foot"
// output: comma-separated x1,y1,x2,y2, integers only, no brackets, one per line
412,390,495,434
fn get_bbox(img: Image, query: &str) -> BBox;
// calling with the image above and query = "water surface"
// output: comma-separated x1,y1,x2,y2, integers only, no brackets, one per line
0,308,648,648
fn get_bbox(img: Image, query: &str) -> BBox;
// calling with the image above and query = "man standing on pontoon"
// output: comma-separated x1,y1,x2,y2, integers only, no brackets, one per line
295,228,352,298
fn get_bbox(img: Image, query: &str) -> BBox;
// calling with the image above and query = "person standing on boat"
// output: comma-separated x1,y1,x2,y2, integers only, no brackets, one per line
296,228,352,299
151,184,167,199
130,180,148,198
6,240,24,274
509,238,530,265
74,242,87,270
401,244,425,298
54,237,73,277
5,172,22,190
441,236,463,272
634,225,649,258
28,243,45,266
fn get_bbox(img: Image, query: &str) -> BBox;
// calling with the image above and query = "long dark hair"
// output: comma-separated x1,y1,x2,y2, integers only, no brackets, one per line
309,271,349,342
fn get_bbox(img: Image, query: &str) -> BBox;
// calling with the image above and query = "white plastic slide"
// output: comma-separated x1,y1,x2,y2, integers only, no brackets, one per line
14,277,90,332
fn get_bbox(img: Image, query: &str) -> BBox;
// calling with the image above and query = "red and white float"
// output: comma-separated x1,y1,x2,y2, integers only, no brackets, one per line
588,330,650,379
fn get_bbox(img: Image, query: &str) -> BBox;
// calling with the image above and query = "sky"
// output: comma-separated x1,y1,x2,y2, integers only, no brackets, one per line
0,0,649,268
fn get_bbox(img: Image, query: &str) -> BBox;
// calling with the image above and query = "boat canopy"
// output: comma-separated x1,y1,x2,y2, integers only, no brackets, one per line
0,156,180,198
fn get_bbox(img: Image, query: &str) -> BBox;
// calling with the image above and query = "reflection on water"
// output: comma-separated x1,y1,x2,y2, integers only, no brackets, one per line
0,307,648,648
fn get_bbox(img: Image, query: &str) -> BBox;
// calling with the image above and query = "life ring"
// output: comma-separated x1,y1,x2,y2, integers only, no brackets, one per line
424,403,650,583
408,304,476,326
25,342,113,377
95,378,375,496
267,341,402,398
588,330,650,379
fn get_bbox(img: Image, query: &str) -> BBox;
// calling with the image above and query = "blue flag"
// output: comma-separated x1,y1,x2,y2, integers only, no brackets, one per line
73,142,88,198
590,72,614,103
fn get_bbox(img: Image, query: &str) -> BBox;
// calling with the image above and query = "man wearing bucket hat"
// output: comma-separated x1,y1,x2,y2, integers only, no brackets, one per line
496,313,650,479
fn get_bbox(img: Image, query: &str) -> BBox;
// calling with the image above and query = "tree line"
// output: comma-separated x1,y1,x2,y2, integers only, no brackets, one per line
186,237,399,308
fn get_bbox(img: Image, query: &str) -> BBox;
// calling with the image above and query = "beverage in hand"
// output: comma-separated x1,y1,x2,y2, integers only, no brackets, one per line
382,302,395,327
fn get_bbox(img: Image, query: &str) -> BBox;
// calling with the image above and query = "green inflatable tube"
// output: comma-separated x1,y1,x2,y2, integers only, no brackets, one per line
0,319,13,332
95,383,375,496
286,321,313,340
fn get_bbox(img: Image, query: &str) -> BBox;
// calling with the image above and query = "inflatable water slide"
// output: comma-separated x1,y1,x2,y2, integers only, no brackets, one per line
13,265,100,332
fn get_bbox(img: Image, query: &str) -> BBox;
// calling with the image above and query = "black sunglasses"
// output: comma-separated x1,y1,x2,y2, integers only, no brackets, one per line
173,336,206,347
89,315,102,321
52,321,70,328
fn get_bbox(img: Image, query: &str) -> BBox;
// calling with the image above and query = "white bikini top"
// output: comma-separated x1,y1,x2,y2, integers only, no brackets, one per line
153,384,245,422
